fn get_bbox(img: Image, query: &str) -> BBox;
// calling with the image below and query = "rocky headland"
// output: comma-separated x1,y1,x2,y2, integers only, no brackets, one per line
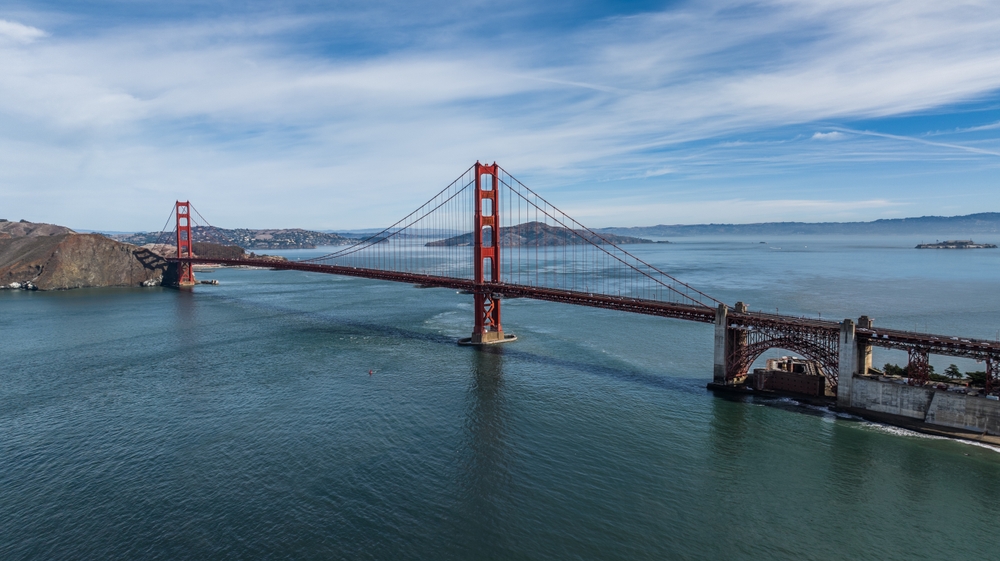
0,227,168,290
0,219,290,291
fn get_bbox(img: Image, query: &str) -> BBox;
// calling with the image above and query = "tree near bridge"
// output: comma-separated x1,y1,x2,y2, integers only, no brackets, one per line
966,370,988,387
883,362,948,382
944,364,963,379
883,363,907,377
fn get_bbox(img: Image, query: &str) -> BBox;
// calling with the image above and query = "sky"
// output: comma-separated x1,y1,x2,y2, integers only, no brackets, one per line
1,0,1000,231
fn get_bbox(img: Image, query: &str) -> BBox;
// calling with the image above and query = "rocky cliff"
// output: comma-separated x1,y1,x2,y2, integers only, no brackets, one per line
0,233,167,290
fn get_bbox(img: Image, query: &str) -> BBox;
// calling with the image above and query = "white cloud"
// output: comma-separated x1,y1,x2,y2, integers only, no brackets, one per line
2,1,1000,229
0,19,46,44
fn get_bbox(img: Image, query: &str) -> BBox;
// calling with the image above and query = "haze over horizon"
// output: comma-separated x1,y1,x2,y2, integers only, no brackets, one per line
2,1,1000,231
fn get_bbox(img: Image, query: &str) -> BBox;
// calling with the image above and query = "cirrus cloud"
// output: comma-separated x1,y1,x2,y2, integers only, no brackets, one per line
1,1,1000,230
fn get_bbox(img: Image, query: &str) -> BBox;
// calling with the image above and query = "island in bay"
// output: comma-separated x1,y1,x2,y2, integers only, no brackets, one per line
915,239,997,249
426,221,655,247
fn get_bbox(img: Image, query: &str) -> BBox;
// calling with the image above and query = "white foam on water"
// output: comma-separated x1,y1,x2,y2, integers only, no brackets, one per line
859,421,1000,454
757,397,1000,453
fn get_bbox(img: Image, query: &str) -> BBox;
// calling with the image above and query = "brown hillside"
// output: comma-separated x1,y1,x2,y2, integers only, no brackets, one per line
0,219,76,237
0,234,167,290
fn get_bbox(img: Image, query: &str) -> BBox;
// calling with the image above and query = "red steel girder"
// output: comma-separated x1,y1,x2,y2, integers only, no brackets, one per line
907,348,930,386
726,326,840,389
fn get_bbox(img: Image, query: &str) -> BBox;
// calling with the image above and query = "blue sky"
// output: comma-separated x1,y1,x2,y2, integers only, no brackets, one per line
1,0,999,230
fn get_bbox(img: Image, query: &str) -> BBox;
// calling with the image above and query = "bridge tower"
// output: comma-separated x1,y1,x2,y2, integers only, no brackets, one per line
467,162,513,345
175,201,196,287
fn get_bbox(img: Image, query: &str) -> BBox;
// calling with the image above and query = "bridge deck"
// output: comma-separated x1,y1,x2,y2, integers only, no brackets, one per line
175,257,1000,361
178,258,717,323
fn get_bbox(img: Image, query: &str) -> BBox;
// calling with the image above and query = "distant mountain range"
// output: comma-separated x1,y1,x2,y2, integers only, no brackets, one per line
93,211,1000,251
597,213,1000,237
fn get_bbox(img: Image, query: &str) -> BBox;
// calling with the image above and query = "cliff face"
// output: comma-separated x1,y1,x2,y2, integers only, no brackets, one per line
0,234,167,290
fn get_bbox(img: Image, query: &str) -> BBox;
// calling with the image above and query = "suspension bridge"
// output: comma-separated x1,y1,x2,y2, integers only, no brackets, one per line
160,162,1000,403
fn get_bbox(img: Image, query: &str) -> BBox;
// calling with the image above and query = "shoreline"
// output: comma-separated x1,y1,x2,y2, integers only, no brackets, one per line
707,383,1000,447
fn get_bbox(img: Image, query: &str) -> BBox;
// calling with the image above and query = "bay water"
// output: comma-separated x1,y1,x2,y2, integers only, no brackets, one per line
2,235,999,560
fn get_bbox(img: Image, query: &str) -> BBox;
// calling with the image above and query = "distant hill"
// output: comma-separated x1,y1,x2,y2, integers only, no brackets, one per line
427,221,654,247
113,226,354,250
0,218,75,237
598,213,1000,237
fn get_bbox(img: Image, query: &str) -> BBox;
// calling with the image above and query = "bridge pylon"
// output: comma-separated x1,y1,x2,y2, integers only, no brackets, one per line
175,201,196,287
462,162,516,346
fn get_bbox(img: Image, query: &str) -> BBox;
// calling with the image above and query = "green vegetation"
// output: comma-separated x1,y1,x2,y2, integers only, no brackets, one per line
192,242,244,260
966,371,988,386
883,362,987,386
881,362,936,377
882,363,907,377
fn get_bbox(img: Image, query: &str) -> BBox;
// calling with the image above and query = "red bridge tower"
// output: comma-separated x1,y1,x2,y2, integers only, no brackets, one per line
175,201,196,286
467,162,514,345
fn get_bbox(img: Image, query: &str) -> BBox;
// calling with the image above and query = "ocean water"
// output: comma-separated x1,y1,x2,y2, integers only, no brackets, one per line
2,235,1000,560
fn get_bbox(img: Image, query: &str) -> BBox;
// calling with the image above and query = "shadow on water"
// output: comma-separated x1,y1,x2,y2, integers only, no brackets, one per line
10,288,710,402
826,420,880,506
456,347,513,557
708,393,752,465
172,289,203,376
173,287,198,331
695,393,756,549
202,289,710,396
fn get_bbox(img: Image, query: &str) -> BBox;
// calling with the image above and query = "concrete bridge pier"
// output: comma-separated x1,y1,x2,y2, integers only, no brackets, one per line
713,302,750,385
837,317,875,406
713,304,728,384
857,315,873,375
838,319,858,407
